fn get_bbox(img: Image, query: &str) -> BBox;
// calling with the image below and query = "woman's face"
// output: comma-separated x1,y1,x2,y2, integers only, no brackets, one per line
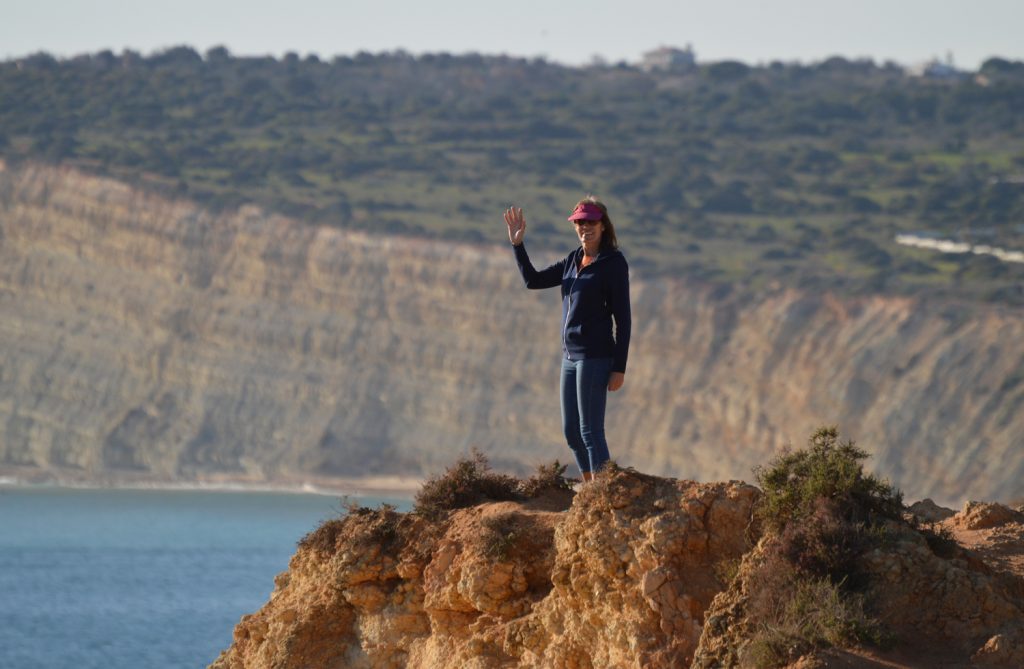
575,218,604,248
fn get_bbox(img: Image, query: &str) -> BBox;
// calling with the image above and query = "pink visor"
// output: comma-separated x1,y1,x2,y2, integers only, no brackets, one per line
568,203,604,222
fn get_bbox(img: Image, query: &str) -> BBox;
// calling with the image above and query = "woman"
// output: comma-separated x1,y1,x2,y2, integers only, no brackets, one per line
504,197,631,481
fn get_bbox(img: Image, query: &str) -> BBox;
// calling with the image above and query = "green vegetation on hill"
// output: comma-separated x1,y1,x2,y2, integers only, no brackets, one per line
3,48,1024,301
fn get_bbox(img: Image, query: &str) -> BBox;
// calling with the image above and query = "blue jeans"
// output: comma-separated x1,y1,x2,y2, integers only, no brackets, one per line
560,357,613,474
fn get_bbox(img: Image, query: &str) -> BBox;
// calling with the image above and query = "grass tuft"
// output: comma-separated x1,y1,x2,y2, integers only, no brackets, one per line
745,564,890,668
480,512,521,560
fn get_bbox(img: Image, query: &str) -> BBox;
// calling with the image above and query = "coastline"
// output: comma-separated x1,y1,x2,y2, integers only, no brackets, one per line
0,467,973,510
0,467,421,500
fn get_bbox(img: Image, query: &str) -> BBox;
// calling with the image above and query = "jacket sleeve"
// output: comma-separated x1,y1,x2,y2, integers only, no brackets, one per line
513,243,564,290
608,256,631,373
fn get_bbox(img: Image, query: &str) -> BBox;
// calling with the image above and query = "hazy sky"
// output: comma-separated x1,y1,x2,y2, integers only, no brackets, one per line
3,0,1021,70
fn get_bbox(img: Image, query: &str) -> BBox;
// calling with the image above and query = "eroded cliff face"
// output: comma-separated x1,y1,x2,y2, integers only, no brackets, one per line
211,470,1024,669
694,499,1024,668
210,469,761,669
0,164,1022,501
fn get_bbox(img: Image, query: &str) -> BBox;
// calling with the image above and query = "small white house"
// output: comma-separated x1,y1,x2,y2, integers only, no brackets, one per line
641,45,697,72
907,52,966,80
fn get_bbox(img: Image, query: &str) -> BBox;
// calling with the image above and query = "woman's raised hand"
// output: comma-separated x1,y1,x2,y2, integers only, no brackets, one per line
504,206,526,246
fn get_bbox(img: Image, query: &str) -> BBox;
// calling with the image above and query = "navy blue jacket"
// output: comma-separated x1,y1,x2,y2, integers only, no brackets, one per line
513,243,631,373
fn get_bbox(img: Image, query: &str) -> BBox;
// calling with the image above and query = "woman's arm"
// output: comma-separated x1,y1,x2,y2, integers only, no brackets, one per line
505,206,564,289
608,256,631,390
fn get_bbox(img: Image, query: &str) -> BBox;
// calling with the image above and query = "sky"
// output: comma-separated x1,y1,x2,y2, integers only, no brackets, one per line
2,0,1022,71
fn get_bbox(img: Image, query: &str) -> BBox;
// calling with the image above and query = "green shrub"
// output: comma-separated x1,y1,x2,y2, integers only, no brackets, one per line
742,427,901,666
753,426,903,532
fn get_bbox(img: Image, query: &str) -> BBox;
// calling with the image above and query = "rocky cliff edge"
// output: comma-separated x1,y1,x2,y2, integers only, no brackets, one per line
211,463,1024,669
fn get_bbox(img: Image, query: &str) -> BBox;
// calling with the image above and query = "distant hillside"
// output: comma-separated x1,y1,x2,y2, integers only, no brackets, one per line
2,164,1022,503
2,48,1024,302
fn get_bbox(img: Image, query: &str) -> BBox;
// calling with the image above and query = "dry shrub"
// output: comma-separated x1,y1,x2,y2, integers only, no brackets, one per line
414,450,578,521
918,522,959,559
298,501,403,555
414,449,522,521
519,460,575,497
583,460,624,492
743,546,889,668
778,499,875,585
301,452,573,556
298,517,349,555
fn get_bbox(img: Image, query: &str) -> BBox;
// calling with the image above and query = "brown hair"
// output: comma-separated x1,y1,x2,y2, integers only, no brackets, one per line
575,196,618,251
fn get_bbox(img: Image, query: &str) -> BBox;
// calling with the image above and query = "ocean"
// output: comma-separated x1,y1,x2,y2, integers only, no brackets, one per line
0,486,411,669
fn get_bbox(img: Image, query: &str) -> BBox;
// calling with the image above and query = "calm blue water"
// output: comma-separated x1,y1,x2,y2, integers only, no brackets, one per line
0,487,411,669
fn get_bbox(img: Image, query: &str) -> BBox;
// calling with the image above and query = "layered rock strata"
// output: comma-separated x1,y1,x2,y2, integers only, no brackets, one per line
1,164,1023,501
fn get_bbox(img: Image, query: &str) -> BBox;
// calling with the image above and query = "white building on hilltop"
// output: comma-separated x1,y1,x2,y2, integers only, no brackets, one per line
641,45,697,72
907,51,967,80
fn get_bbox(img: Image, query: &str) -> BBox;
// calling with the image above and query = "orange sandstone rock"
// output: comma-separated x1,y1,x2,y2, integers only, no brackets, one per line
212,472,1024,669
210,469,760,669
953,501,1024,531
